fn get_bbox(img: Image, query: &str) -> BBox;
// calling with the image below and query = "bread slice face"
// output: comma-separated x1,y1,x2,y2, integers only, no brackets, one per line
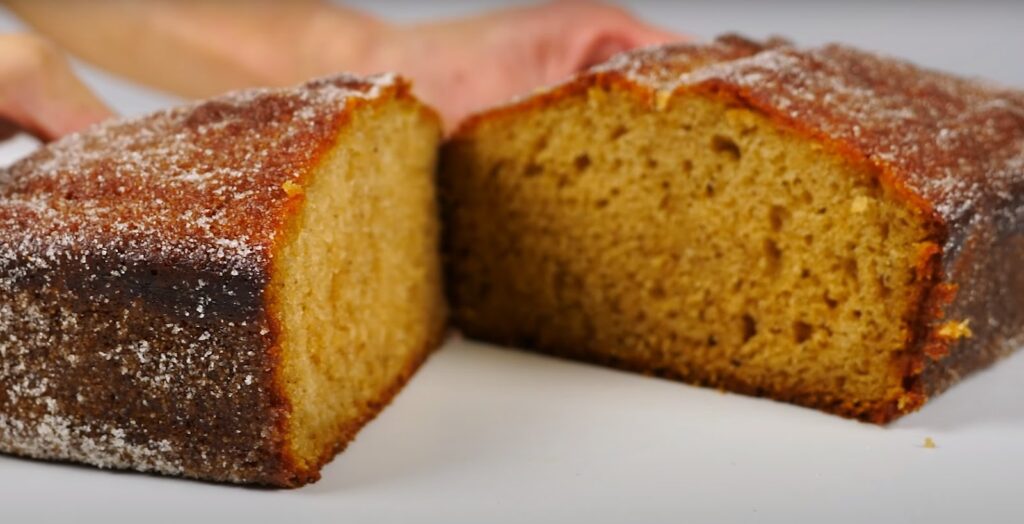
443,86,928,420
441,36,1024,422
0,74,445,486
269,87,445,482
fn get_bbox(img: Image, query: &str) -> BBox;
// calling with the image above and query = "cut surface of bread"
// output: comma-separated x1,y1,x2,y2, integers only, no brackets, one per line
272,96,445,476
0,74,445,486
441,35,1024,422
445,91,928,418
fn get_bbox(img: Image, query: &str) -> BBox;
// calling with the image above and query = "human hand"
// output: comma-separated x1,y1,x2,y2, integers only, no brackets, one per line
1,1,679,131
0,34,111,141
369,1,685,128
376,1,688,127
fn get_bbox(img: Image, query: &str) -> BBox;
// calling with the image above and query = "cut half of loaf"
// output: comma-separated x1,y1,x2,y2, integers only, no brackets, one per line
441,35,1024,423
0,74,445,485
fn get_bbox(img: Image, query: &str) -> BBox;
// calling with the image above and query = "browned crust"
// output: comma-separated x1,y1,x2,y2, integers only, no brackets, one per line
446,35,1024,423
0,253,288,483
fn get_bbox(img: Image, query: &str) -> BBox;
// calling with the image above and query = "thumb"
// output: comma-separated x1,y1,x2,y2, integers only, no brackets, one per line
617,18,689,48
576,27,688,70
561,3,689,70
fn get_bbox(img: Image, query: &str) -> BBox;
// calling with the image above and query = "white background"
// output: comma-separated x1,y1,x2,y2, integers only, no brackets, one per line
1,2,1023,522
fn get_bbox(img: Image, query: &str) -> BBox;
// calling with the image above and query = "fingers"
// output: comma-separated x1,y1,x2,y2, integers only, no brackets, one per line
558,1,689,69
0,33,112,141
571,0,686,47
395,0,690,128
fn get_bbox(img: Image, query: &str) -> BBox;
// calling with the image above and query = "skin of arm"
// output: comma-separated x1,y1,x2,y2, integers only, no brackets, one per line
3,0,682,127
1,0,386,98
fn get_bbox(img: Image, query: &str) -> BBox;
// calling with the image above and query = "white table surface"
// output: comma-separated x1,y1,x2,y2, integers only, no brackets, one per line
1,2,1023,523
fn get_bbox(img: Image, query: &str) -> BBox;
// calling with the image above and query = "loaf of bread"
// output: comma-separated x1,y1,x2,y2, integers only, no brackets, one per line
440,35,1024,423
0,74,446,485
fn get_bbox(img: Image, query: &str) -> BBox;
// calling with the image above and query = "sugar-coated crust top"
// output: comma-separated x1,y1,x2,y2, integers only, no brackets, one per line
0,73,414,278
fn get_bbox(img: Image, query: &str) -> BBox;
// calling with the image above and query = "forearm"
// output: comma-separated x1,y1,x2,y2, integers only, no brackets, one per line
2,0,392,97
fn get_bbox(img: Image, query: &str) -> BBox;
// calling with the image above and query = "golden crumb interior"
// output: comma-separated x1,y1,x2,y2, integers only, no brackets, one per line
272,99,444,474
442,86,931,417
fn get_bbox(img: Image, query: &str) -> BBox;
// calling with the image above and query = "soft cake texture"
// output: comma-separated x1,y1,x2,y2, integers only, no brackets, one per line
441,35,1024,422
0,73,445,486
271,98,444,475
